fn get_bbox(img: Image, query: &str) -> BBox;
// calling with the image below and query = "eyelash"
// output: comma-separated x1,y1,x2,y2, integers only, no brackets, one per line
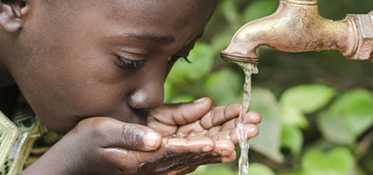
116,53,191,71
116,56,145,70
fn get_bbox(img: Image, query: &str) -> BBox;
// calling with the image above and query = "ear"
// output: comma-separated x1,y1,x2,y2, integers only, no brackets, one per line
0,1,29,33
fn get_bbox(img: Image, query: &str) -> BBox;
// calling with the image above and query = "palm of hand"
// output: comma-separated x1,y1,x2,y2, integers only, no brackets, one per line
141,102,260,175
103,99,260,175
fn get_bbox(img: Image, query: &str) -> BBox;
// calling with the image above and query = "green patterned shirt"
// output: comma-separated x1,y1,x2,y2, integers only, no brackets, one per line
0,107,43,175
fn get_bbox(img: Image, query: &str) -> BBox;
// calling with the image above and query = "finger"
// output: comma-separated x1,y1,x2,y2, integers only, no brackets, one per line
87,118,162,151
220,112,261,131
207,126,221,137
233,124,259,144
201,104,241,129
149,97,212,126
147,117,177,136
176,120,207,137
244,112,262,124
209,124,259,144
165,136,214,153
213,140,236,162
227,124,259,144
220,118,238,131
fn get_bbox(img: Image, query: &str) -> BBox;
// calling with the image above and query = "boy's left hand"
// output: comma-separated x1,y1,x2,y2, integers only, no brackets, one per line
144,97,261,174
101,97,261,175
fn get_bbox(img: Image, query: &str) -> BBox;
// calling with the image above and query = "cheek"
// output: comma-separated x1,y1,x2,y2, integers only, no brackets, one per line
12,7,140,132
14,40,136,132
54,52,129,107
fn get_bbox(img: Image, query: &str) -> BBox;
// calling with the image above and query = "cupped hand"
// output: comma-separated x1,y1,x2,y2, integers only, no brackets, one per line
23,98,261,175
104,97,261,175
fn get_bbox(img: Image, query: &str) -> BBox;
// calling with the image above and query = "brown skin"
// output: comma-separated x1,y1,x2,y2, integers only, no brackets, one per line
0,0,262,174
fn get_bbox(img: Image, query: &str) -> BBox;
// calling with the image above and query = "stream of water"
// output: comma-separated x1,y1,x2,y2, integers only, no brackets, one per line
235,62,258,175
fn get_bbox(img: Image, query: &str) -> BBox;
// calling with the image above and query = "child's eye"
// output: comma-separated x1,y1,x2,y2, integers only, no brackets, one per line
116,56,145,70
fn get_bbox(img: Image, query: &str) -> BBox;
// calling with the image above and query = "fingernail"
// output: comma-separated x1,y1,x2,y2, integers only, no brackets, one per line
194,97,208,104
246,126,258,138
144,132,161,150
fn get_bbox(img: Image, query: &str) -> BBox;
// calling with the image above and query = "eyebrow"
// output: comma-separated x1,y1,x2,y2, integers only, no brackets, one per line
116,32,176,44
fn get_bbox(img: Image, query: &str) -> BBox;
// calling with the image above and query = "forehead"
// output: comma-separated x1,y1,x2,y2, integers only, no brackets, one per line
111,1,214,33
50,0,215,32
44,0,216,47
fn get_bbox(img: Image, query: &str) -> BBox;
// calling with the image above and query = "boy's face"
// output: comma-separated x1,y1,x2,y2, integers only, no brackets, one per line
7,0,216,133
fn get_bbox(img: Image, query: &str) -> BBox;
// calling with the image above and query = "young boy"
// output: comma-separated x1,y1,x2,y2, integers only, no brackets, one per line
0,0,261,174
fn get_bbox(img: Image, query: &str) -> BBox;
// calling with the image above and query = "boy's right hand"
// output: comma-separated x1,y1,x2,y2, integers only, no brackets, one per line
23,98,260,175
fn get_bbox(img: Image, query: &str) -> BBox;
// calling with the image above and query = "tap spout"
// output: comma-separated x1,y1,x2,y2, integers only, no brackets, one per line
222,0,373,62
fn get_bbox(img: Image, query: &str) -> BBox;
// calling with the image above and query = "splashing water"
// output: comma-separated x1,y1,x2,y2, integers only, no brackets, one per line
235,62,258,175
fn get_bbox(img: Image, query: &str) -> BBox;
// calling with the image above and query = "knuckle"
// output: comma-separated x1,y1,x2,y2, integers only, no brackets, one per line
175,108,188,125
121,124,145,147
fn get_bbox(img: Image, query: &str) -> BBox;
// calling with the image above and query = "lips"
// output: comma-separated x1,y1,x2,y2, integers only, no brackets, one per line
109,106,149,125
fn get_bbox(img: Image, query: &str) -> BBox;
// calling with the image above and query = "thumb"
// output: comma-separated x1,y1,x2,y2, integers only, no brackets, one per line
86,118,162,151
149,97,213,126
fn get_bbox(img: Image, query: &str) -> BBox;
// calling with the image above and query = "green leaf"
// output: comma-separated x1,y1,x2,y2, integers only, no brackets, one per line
248,163,275,175
318,90,373,144
302,147,355,175
168,42,215,83
221,0,241,28
250,88,284,162
243,0,278,21
281,125,303,155
190,165,235,175
210,30,235,53
204,69,241,105
280,84,336,114
169,96,195,104
164,80,174,103
281,106,309,128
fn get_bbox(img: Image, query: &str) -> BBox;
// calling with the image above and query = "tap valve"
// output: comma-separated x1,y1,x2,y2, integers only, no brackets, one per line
348,11,373,60
221,0,373,63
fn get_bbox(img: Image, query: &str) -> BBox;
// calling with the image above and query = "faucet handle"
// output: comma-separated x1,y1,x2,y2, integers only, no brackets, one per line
348,13,373,60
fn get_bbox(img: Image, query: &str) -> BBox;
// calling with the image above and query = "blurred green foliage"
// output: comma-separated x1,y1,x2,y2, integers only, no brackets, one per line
165,0,373,174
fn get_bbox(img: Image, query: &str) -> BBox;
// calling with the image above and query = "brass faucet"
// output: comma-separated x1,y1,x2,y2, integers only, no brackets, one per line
221,0,373,63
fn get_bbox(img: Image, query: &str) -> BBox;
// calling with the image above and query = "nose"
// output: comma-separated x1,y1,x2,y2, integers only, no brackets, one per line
128,80,164,110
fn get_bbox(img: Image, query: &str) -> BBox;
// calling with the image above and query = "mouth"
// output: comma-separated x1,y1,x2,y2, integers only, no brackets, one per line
128,107,149,125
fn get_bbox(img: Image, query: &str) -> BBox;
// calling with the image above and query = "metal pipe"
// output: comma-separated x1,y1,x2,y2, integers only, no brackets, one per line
221,0,373,63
